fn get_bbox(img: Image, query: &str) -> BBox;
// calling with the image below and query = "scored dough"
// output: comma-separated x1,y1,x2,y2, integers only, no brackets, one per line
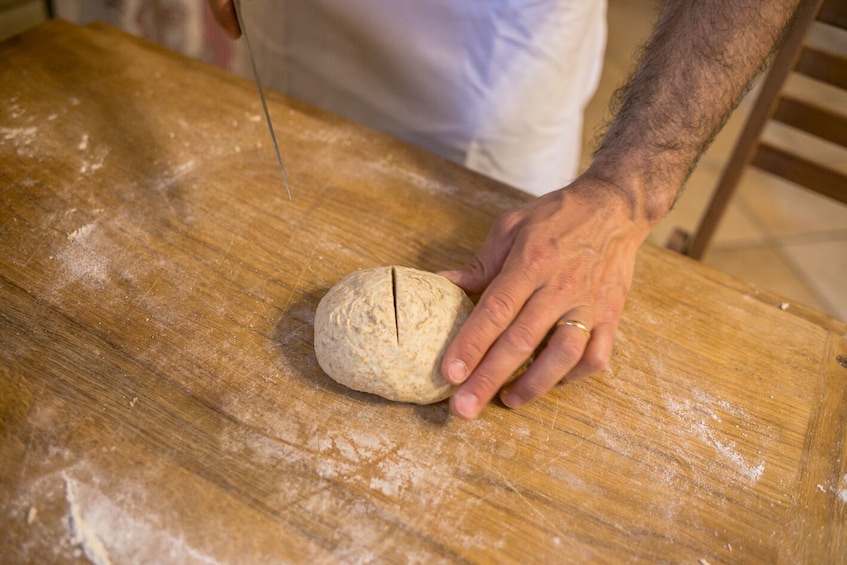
314,266,474,404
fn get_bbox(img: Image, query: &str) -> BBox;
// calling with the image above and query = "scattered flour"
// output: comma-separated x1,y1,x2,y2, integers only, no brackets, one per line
1,126,37,142
838,475,847,505
56,222,110,288
664,390,766,484
68,223,96,242
57,470,221,565
711,438,765,483
8,100,25,119
64,474,113,565
76,133,109,175
1,126,38,157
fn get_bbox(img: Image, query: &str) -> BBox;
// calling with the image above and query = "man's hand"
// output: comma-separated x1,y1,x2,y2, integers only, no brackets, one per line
208,0,241,40
440,0,802,419
440,175,652,419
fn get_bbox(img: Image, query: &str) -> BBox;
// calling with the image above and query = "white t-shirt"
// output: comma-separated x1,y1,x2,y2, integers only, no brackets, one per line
240,0,607,195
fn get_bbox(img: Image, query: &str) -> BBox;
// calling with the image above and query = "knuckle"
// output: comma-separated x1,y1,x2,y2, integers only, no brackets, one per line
471,368,507,397
494,209,522,233
453,333,490,364
518,244,556,278
501,325,538,357
554,339,585,362
517,376,552,401
551,269,583,296
581,351,609,375
478,292,517,328
463,255,488,279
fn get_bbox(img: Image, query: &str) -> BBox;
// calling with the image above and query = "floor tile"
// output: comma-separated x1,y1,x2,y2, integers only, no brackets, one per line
780,236,847,322
648,164,765,250
702,245,828,314
736,171,847,237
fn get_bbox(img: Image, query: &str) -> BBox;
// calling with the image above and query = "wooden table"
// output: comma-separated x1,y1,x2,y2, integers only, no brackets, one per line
2,20,846,564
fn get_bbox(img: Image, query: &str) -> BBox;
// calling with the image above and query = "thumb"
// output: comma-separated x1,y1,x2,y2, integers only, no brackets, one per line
438,212,518,296
438,262,487,296
438,251,503,297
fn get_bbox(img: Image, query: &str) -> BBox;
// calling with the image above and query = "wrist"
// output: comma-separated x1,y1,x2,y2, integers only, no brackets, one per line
583,149,683,227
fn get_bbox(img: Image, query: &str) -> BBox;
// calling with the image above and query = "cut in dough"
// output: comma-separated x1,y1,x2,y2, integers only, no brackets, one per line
314,266,473,404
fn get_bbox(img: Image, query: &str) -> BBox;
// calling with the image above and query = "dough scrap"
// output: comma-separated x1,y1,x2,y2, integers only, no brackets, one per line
314,266,473,404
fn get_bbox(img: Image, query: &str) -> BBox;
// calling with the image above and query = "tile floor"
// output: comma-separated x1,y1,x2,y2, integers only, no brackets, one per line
582,0,847,322
4,0,845,321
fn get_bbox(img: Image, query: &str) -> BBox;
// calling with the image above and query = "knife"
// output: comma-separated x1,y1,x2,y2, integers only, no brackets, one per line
233,0,292,200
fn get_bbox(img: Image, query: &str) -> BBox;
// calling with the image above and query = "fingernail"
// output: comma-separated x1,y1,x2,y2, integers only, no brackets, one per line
451,390,479,419
445,359,467,384
501,389,524,409
438,270,462,285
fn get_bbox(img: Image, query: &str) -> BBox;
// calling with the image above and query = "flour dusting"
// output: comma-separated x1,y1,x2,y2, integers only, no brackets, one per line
64,474,113,565
369,449,428,498
56,469,224,565
1,126,39,157
1,126,37,141
664,389,766,483
363,154,456,196
68,223,96,242
57,223,110,287
74,131,110,175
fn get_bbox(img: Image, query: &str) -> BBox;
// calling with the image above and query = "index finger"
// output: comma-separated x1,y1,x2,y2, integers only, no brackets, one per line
440,265,537,388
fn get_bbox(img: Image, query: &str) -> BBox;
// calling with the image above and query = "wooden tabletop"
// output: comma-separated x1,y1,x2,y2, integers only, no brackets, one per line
2,20,846,564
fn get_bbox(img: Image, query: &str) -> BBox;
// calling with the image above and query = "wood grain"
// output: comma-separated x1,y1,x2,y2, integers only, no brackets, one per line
2,21,846,564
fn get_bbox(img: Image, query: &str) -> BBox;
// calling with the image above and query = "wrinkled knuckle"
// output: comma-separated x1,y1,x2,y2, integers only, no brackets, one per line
551,270,581,295
479,292,517,328
494,209,522,233
472,369,506,396
502,325,537,357
457,334,490,362
520,245,555,277
555,339,585,363
464,255,487,278
517,378,550,402
582,350,610,374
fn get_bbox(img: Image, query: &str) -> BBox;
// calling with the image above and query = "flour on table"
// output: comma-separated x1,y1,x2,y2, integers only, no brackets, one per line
57,222,110,288
64,474,113,565
664,388,765,484
68,223,96,242
0,126,38,157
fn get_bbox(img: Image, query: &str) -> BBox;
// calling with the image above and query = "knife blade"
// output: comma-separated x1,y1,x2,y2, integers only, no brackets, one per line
233,0,292,200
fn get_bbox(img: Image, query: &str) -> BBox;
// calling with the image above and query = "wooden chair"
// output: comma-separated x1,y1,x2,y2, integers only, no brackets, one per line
670,0,847,259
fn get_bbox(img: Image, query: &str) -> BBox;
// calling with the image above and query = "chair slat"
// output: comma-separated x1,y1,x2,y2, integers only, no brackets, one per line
752,143,847,205
772,95,847,147
818,0,847,29
795,47,847,90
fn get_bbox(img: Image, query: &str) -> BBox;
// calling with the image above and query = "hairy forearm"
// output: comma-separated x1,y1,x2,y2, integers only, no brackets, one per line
590,0,806,223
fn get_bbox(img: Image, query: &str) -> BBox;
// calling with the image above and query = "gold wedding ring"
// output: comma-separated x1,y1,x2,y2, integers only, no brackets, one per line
555,319,592,340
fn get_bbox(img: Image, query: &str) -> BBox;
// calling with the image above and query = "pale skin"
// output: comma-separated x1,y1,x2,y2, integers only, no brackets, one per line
209,0,806,419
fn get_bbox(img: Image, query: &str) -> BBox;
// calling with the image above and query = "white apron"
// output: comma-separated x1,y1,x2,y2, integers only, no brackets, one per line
239,0,607,195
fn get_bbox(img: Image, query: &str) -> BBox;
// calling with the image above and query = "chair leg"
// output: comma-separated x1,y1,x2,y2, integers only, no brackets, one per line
682,0,825,260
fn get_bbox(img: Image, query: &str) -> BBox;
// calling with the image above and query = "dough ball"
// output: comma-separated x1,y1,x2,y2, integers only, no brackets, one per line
314,266,473,404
